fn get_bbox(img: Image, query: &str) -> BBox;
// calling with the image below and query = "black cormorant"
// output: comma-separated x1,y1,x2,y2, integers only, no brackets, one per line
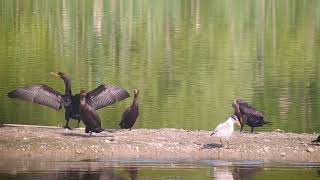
232,99,269,132
79,90,104,134
119,89,139,130
8,72,130,129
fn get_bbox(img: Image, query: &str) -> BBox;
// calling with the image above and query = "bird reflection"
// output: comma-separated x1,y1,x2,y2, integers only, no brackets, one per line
1,167,138,180
212,166,234,180
127,166,138,180
232,166,262,180
212,166,262,180
46,169,125,180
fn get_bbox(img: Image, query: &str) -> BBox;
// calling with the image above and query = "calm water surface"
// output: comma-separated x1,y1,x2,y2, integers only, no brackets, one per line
0,160,319,180
1,0,320,133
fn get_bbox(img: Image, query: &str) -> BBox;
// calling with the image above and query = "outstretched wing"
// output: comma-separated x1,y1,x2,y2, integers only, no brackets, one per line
86,84,130,110
237,100,264,118
8,84,63,110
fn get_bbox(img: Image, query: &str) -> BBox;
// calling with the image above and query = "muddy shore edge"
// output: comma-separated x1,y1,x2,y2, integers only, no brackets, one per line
0,125,319,163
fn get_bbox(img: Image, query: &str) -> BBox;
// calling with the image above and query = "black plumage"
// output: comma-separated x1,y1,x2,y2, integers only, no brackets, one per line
312,135,320,143
8,72,130,129
51,72,81,129
119,89,139,130
232,99,269,132
79,90,104,134
86,84,131,110
8,84,64,110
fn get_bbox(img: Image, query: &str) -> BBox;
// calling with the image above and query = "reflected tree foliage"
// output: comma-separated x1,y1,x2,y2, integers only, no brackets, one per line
0,0,320,132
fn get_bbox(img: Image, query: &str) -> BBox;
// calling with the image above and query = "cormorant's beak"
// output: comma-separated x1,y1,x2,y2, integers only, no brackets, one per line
235,120,241,127
50,72,60,77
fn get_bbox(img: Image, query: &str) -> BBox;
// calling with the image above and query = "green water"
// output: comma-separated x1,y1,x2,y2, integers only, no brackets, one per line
1,0,320,133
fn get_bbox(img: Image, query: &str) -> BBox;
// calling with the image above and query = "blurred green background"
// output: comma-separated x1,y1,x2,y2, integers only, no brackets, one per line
1,0,320,133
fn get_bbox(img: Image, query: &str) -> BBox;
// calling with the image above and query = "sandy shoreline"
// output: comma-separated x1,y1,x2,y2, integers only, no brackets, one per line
0,125,319,163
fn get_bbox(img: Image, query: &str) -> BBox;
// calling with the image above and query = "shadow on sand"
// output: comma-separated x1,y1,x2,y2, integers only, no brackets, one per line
61,131,114,138
201,143,222,149
310,143,320,146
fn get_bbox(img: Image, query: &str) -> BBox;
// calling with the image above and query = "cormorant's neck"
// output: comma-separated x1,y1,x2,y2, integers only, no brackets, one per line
80,97,86,105
132,96,138,106
63,78,72,95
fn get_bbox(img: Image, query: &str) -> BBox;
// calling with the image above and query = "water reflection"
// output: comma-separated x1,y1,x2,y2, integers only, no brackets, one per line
0,160,319,180
1,161,138,180
127,166,138,180
212,166,234,180
3,169,131,180
212,166,262,180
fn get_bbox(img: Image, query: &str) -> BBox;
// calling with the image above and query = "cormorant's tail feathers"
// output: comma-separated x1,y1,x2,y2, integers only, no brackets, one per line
95,128,105,133
311,135,320,143
119,122,124,129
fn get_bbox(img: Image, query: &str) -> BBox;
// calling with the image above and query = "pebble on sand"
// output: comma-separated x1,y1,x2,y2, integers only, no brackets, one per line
307,147,314,153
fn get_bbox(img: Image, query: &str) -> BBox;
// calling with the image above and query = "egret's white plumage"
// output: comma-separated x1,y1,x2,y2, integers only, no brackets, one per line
211,115,240,147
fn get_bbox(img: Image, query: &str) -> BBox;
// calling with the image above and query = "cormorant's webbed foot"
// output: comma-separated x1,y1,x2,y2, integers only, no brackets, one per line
64,120,72,130
64,126,73,130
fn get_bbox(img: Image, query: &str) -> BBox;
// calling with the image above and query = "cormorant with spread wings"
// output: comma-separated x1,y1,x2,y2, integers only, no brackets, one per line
8,72,130,129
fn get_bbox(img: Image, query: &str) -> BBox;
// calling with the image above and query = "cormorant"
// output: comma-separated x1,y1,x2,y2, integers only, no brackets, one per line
50,72,81,129
8,72,130,129
79,90,104,134
119,89,139,130
232,99,269,133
